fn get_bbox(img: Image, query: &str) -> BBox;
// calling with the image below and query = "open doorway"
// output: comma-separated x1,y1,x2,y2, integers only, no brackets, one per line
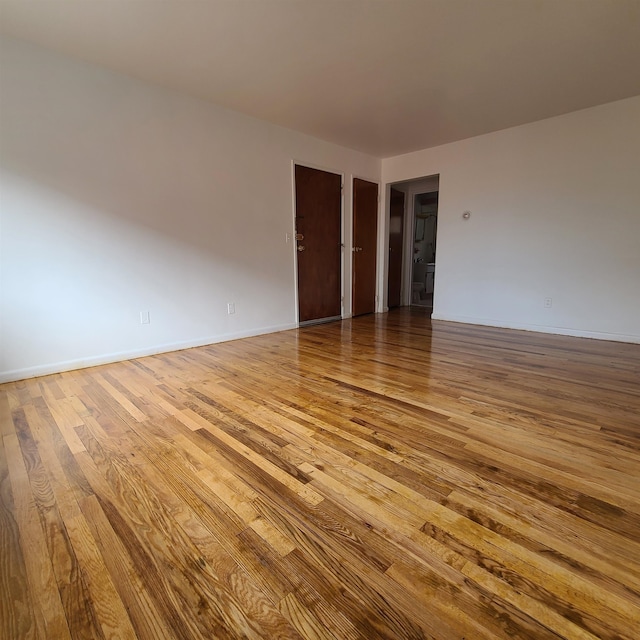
386,174,439,312
411,190,438,309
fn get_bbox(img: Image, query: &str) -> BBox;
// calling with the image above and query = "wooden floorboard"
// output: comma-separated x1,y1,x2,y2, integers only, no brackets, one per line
2,308,639,639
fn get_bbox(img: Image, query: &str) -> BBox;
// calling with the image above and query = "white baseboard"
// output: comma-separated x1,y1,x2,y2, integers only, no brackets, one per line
430,312,640,344
5,314,637,384
0,322,297,384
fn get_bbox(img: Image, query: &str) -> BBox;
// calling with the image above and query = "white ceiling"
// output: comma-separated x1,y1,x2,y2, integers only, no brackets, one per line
1,0,640,157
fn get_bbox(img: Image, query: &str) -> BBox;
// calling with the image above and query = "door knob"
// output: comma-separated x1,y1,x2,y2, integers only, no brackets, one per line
295,233,304,241
297,245,305,252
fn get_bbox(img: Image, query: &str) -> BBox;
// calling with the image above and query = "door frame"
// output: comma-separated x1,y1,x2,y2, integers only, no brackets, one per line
291,160,345,325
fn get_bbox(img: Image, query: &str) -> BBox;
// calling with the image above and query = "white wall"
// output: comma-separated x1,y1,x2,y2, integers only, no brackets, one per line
0,37,380,381
382,96,640,342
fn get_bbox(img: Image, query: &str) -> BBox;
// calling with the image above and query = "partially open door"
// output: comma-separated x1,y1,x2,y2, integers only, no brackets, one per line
388,187,404,308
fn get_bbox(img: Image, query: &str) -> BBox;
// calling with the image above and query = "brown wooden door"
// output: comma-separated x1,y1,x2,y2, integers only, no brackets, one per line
352,178,378,316
295,165,342,323
387,187,405,308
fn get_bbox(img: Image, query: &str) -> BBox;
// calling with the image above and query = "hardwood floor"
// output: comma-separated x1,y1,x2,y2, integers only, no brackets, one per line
1,308,639,639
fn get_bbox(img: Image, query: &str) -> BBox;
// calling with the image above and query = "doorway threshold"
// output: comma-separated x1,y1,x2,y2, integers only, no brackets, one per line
299,315,342,328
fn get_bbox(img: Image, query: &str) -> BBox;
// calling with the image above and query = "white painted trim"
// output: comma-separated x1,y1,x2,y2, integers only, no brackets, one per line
0,322,298,383
290,160,301,325
377,183,391,313
430,313,640,344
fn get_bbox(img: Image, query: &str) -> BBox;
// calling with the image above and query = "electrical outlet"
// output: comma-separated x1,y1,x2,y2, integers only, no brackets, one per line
544,297,552,308
227,302,235,315
140,310,150,324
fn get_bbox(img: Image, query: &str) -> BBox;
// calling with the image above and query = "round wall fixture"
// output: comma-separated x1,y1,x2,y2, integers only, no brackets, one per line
462,211,471,220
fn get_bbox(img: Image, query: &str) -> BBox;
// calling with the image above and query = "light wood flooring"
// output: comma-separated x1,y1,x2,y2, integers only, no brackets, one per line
1,308,639,639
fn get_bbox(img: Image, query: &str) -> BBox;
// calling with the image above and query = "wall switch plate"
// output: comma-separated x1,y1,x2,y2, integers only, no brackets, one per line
140,311,150,324
227,302,235,315
544,297,552,308
285,233,292,243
